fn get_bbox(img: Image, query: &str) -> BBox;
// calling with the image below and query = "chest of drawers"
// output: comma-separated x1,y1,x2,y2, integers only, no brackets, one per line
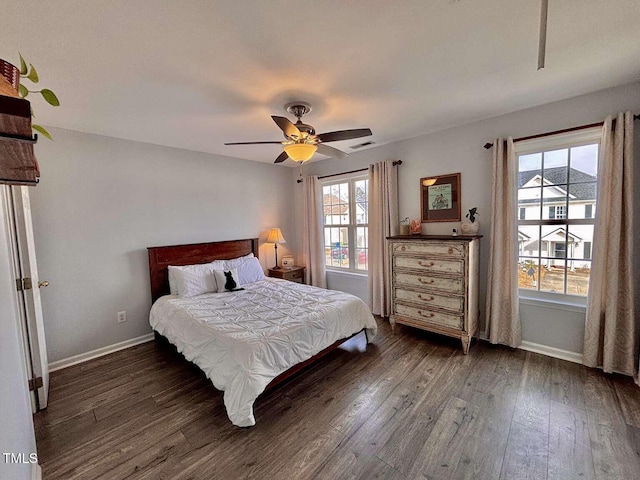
387,235,481,354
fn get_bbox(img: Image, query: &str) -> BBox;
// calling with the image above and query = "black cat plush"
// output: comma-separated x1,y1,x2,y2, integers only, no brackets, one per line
224,270,244,292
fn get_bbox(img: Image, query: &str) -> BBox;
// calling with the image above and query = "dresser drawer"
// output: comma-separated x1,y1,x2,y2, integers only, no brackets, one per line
395,288,464,312
395,272,464,294
395,303,463,330
394,256,463,275
392,242,465,258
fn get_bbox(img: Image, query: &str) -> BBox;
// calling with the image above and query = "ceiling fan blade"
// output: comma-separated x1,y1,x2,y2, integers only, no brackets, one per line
224,141,283,145
272,116,301,139
274,151,289,164
316,128,372,143
317,143,348,159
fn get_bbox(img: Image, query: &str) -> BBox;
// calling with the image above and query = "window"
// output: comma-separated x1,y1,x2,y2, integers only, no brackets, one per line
519,207,526,220
585,204,593,219
322,174,368,272
516,127,600,298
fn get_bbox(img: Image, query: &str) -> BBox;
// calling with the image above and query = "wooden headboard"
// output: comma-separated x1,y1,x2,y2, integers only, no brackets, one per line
147,238,259,302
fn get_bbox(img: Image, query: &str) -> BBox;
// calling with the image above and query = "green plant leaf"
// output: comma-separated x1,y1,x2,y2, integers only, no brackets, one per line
26,64,39,83
19,53,27,75
18,84,28,98
40,89,60,106
32,124,53,141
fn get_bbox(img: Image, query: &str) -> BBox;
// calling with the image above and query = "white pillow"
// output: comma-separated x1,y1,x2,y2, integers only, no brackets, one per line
169,263,217,298
168,268,178,295
224,252,254,270
235,256,265,285
213,268,242,292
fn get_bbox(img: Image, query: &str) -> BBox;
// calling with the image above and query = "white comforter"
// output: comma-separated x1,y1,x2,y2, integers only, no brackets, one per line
149,277,377,427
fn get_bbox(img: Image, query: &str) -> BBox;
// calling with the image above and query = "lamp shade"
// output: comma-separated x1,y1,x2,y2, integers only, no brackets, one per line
265,227,286,244
422,178,437,187
283,143,317,162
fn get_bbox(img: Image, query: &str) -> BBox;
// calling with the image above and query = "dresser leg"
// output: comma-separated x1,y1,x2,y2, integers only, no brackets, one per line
461,334,471,354
389,317,396,332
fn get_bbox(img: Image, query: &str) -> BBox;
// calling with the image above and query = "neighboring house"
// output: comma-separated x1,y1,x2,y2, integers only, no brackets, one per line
518,166,595,269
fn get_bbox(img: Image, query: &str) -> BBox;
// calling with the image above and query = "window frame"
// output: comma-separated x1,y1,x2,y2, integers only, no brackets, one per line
515,126,601,305
321,173,369,274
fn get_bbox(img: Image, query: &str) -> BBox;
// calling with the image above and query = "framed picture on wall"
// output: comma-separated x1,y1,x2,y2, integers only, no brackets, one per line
420,172,461,222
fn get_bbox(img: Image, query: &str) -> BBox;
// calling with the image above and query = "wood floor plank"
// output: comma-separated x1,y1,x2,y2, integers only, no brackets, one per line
612,375,640,428
405,396,481,479
500,421,549,480
549,358,586,410
547,400,594,480
587,412,640,480
512,351,552,434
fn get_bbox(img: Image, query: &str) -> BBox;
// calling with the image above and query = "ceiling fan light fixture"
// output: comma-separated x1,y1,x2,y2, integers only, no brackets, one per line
283,143,317,162
422,178,437,187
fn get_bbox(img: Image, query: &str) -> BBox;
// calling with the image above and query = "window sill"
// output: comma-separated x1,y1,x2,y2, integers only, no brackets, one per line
518,293,587,313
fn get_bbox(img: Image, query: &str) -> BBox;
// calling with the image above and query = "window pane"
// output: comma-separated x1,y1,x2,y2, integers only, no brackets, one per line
518,258,540,291
356,202,368,224
519,153,542,186
570,144,598,181
539,259,566,294
567,183,597,219
542,148,568,184
542,186,567,219
518,188,542,220
567,261,590,296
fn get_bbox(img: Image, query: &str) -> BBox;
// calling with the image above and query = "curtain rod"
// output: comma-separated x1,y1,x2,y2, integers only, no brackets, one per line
296,160,402,183
483,114,640,149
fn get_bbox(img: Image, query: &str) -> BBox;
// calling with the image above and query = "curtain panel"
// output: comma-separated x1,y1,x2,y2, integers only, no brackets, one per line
368,160,399,316
302,175,327,288
584,112,637,377
485,138,522,347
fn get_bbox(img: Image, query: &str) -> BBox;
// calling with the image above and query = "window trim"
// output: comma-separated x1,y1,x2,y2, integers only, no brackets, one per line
321,173,369,273
515,127,600,302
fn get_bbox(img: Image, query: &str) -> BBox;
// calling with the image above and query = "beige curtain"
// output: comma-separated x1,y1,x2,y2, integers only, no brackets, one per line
302,175,327,288
584,112,637,376
368,160,399,316
486,138,521,347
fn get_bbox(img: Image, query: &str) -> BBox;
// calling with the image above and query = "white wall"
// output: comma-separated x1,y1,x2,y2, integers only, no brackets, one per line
0,188,38,480
30,129,297,363
295,81,640,355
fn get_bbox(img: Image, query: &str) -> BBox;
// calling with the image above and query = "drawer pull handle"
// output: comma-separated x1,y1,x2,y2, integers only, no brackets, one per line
418,294,434,301
417,310,435,318
418,278,435,284
401,245,406,251
448,248,454,254
418,261,435,267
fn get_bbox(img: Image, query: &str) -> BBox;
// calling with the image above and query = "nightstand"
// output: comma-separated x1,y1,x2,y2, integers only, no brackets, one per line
268,266,305,284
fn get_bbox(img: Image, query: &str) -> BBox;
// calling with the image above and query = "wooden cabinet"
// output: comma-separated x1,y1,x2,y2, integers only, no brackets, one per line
388,235,481,354
268,266,305,284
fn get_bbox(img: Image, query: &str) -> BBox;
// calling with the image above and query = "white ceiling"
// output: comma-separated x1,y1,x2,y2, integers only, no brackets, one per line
2,0,639,165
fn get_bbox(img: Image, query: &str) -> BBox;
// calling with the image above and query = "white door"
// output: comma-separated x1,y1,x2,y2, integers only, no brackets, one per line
6,185,49,410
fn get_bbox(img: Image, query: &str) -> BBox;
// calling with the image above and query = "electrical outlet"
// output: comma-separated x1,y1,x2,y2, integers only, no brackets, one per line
117,311,127,323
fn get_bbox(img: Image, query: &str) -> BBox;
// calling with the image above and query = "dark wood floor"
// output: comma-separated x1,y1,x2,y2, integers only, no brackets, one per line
35,318,640,479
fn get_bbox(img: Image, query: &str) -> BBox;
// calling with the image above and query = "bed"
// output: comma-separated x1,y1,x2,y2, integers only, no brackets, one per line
147,238,377,427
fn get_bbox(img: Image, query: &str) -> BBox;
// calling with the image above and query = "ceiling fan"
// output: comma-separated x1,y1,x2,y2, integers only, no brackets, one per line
224,102,372,164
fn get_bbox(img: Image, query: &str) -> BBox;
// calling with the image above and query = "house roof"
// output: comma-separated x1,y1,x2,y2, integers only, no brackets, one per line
519,167,596,203
323,194,348,216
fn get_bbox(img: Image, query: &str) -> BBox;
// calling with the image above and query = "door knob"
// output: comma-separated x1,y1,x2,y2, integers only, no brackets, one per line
38,281,49,288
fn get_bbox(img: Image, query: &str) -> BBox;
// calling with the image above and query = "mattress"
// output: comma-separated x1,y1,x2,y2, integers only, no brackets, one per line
149,277,377,427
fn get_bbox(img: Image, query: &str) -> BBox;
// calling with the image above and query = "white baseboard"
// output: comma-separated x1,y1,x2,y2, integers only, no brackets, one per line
48,333,155,372
519,340,583,364
32,464,42,480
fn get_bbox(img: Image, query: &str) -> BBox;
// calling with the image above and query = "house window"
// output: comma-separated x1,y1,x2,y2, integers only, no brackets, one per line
585,204,593,219
519,208,526,220
322,174,368,272
516,127,600,298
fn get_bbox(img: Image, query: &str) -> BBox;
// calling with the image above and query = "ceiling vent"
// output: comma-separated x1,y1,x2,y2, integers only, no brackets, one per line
350,141,375,150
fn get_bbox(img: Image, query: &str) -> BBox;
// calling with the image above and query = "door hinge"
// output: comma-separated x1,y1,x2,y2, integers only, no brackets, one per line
28,376,43,391
15,277,32,291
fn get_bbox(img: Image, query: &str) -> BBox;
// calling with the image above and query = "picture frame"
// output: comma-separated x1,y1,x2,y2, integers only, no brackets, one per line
420,172,461,222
